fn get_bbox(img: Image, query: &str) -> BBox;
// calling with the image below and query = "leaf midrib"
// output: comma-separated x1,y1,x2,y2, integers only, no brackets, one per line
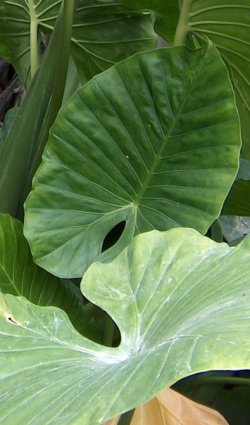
133,52,207,207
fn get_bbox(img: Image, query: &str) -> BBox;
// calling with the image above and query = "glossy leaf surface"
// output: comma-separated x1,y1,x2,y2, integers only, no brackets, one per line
24,44,241,277
0,0,156,86
0,229,250,424
0,214,98,339
122,0,250,157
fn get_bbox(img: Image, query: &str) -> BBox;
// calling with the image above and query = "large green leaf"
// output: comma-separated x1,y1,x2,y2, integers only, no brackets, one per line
0,214,99,339
122,0,250,158
0,229,250,424
0,0,156,86
24,44,241,277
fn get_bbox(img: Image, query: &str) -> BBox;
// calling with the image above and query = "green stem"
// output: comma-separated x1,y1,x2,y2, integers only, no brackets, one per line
19,0,75,215
118,410,135,425
51,0,75,109
173,0,193,46
28,0,39,79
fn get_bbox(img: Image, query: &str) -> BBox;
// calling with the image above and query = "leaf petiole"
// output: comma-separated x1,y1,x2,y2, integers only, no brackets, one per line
173,0,193,46
28,0,39,79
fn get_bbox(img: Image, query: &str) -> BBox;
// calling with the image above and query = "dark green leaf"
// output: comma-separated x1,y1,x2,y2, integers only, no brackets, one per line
0,0,156,86
223,179,250,216
0,107,18,147
0,2,73,217
121,0,179,41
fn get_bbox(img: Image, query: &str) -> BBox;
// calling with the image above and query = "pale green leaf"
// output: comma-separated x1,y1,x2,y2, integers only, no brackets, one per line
24,44,241,277
0,214,99,340
0,229,250,424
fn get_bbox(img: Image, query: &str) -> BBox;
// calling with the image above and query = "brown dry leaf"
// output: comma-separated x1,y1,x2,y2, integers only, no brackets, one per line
134,388,229,425
104,388,229,425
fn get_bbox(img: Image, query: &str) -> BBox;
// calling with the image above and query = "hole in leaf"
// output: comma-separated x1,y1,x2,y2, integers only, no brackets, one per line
87,304,121,347
102,221,126,252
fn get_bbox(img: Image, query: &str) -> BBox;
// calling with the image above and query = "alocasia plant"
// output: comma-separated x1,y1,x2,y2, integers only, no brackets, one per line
0,228,250,424
0,0,249,424
0,0,156,86
24,42,241,277
121,0,250,159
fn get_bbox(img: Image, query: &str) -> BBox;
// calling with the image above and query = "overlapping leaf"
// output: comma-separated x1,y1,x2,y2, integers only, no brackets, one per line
0,2,74,217
0,229,250,424
122,0,250,157
24,44,241,277
121,0,179,41
223,179,250,216
0,0,156,86
188,0,250,159
0,214,99,339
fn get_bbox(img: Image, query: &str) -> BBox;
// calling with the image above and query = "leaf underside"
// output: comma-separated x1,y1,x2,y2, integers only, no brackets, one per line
0,0,156,86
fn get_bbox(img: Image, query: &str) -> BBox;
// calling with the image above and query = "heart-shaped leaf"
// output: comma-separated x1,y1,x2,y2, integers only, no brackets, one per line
24,44,241,277
0,213,99,339
0,0,156,86
0,229,250,424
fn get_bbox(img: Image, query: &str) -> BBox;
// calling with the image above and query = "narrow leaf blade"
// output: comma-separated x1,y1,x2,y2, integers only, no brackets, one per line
0,3,73,216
